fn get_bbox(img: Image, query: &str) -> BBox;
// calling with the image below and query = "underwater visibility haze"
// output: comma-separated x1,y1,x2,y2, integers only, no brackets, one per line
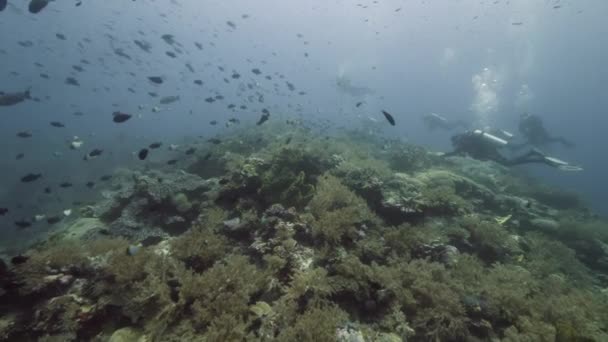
1,0,608,341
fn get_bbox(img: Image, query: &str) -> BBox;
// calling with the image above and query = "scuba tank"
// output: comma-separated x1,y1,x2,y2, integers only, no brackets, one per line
473,129,509,147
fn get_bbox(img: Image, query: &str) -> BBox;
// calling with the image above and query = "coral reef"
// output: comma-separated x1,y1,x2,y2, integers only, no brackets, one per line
2,124,608,341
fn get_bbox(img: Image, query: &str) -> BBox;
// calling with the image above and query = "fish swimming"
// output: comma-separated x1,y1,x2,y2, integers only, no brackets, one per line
148,76,163,84
46,216,62,225
84,149,103,160
21,173,42,183
28,0,50,14
0,208,8,216
257,111,270,125
0,90,31,107
185,147,196,155
59,182,73,188
14,220,32,229
149,142,162,149
166,159,178,165
0,0,7,12
112,111,132,123
50,121,65,128
17,131,32,138
382,110,396,126
159,95,180,104
138,148,149,160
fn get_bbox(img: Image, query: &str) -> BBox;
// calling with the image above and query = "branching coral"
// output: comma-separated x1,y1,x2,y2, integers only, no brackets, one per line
308,174,380,246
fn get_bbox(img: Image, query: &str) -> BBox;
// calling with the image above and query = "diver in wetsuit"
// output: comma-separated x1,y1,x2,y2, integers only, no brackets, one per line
445,129,582,171
516,113,575,149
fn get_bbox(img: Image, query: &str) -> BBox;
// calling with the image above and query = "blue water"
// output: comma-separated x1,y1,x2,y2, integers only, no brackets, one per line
1,0,607,248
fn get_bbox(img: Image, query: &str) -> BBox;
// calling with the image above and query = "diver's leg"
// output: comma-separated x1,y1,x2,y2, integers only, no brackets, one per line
504,150,545,166
551,136,576,148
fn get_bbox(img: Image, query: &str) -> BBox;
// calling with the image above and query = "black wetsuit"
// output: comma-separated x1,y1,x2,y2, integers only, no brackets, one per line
445,131,557,167
518,114,574,148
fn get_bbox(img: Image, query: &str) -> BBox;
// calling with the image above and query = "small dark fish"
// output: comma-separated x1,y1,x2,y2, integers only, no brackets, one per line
0,0,7,12
112,111,132,123
50,121,65,128
100,175,112,181
0,208,8,216
257,112,270,126
226,21,236,29
14,220,32,229
228,118,240,124
44,187,52,194
46,216,62,225
56,33,66,40
148,76,163,84
65,77,80,86
382,110,396,126
75,1,81,6
40,73,50,79
209,120,218,125
21,173,42,183
134,40,152,53
285,136,293,144
17,131,32,138
207,138,221,145
11,255,29,265
138,148,149,160
86,181,95,188
85,149,103,160
16,153,25,160
0,90,31,107
59,182,73,188
166,159,178,165
185,148,196,155
251,68,261,75
160,95,180,104
165,51,177,58
194,80,203,85
149,142,162,149
356,102,363,108
205,97,215,103
28,0,49,14
231,72,241,79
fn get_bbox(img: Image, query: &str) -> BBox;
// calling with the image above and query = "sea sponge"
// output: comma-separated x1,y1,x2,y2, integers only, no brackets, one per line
171,193,192,213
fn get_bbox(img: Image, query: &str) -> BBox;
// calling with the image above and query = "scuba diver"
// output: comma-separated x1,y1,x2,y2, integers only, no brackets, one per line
444,129,582,171
422,113,468,131
516,113,575,149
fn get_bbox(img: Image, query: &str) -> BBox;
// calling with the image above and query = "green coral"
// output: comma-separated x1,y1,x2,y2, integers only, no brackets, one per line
259,147,329,208
308,174,380,246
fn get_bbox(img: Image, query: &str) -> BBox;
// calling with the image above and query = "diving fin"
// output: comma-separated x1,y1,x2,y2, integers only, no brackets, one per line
557,164,583,172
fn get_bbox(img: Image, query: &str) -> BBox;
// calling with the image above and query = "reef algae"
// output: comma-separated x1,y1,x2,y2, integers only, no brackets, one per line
1,124,608,341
